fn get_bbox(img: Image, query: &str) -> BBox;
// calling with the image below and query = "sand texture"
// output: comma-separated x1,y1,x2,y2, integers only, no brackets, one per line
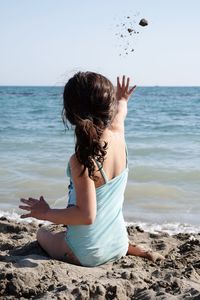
0,217,200,299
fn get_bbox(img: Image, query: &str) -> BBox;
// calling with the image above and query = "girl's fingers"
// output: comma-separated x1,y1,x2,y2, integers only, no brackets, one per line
20,198,29,204
117,76,121,88
125,77,130,91
20,213,31,219
122,75,125,89
19,205,32,211
29,197,39,203
128,85,137,95
20,198,38,205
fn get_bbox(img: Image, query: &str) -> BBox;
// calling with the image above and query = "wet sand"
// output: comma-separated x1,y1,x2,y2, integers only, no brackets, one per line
0,217,200,299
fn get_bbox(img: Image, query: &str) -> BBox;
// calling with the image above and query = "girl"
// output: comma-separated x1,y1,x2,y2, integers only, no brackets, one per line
19,72,163,266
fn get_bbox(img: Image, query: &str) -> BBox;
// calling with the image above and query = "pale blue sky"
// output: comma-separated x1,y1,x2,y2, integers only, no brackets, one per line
1,0,200,86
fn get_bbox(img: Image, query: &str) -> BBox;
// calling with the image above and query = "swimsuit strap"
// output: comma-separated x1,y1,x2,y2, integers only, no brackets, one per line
94,143,128,183
94,159,109,183
125,143,128,168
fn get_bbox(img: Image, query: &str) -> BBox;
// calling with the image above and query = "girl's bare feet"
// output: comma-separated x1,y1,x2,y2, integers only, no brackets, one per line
127,244,165,262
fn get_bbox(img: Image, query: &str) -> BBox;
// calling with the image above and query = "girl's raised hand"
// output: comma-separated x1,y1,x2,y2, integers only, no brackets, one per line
19,196,50,220
116,75,136,102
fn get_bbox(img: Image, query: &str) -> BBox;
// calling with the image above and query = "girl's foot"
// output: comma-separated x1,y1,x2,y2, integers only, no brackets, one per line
145,250,165,262
127,244,165,262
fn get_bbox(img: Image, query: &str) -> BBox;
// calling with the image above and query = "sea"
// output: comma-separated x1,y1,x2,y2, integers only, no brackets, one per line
0,86,200,234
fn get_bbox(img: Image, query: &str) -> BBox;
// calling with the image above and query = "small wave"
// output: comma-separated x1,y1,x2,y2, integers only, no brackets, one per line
4,92,36,96
126,221,200,235
128,166,200,183
19,92,35,96
0,210,199,234
0,209,50,225
29,109,45,114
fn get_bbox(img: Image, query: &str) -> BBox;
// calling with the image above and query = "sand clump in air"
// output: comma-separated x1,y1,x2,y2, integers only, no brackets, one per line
0,217,200,299
139,18,148,27
115,13,149,56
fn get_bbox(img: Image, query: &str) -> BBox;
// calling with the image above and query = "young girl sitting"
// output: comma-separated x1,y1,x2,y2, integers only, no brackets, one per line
19,72,163,266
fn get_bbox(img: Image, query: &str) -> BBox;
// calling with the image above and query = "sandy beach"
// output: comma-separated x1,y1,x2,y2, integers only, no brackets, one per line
0,217,200,299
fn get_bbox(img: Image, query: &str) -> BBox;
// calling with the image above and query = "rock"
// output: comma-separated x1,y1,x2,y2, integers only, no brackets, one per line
139,18,148,27
127,28,134,34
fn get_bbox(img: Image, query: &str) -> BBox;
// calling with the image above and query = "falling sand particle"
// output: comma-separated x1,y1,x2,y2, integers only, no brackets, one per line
115,14,149,56
139,18,148,27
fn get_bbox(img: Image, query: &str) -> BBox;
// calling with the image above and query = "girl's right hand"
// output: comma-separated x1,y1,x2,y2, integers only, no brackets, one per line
116,75,136,102
19,196,50,220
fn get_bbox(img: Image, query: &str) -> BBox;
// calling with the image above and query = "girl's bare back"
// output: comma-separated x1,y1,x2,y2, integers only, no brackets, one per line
94,129,127,189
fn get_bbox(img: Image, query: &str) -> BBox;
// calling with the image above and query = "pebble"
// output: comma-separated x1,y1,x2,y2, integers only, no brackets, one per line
139,18,148,27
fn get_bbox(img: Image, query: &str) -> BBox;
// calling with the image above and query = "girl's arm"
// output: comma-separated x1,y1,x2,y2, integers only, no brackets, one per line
19,155,96,225
111,76,136,131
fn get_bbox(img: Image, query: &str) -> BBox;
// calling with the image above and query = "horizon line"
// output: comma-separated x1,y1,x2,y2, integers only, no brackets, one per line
1,85,200,88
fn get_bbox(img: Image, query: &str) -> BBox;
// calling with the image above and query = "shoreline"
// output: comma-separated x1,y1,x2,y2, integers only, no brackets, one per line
1,209,200,236
0,217,200,299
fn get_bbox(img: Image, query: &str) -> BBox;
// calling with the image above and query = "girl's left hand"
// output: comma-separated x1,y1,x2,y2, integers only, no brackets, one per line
19,196,50,220
116,75,136,102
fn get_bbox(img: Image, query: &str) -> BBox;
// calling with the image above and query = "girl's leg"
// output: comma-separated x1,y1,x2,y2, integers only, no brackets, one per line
127,243,165,262
127,243,149,258
36,227,81,265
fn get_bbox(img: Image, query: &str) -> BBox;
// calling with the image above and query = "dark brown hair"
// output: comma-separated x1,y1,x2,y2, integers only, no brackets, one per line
62,71,116,180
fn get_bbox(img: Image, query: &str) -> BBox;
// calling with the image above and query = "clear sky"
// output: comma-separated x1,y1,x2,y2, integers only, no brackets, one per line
1,0,200,86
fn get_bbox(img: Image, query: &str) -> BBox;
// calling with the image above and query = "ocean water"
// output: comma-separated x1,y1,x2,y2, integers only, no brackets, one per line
0,86,200,234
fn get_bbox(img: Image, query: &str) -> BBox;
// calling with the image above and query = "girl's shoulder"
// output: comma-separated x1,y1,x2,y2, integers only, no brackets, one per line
69,153,76,165
67,154,76,177
68,154,89,180
69,154,81,170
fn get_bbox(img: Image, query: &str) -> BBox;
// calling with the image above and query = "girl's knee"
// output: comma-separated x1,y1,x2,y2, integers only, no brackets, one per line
36,227,47,242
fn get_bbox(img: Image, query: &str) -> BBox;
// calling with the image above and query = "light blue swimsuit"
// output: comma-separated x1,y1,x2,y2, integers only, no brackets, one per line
65,152,129,267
